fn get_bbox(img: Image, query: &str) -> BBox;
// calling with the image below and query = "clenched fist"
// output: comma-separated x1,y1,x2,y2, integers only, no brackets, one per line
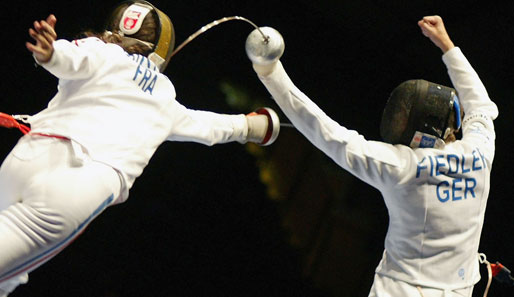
418,15,455,53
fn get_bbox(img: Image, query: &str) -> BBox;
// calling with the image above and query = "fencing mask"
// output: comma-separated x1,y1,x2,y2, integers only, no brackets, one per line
107,0,175,71
380,79,461,149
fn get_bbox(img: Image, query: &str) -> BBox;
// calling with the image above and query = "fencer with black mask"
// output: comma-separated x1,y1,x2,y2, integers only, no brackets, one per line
248,15,498,297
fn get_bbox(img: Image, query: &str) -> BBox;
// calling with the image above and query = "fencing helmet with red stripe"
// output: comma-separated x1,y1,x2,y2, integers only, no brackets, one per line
380,79,462,148
107,1,175,71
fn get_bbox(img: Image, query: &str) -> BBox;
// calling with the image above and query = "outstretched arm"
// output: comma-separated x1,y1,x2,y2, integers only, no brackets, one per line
417,15,455,53
25,14,57,63
166,100,249,145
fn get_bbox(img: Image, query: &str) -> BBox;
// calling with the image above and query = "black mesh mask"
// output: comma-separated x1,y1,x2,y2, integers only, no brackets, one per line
380,79,461,148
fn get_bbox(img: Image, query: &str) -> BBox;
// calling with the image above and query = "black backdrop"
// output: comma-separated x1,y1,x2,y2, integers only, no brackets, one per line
1,1,513,296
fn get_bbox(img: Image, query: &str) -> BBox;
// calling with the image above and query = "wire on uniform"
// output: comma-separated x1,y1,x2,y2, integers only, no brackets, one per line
479,253,493,297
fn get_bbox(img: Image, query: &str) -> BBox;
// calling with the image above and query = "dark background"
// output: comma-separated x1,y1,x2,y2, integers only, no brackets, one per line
1,0,513,296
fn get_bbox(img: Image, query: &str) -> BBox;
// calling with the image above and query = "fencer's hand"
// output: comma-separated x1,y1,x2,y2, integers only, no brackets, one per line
417,15,455,53
252,61,278,77
26,14,58,63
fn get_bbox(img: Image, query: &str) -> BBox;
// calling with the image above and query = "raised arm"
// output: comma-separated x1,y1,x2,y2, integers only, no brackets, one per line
247,26,413,189
26,14,102,80
419,15,498,159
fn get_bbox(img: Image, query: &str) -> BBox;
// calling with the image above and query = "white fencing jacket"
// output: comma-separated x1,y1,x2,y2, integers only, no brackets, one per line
256,47,498,290
29,37,248,203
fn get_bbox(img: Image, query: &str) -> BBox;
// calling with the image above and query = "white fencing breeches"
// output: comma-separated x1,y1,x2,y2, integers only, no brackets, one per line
368,273,474,297
0,135,121,295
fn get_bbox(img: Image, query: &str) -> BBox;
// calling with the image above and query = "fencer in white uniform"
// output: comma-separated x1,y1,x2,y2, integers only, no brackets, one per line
251,16,498,297
0,2,280,296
